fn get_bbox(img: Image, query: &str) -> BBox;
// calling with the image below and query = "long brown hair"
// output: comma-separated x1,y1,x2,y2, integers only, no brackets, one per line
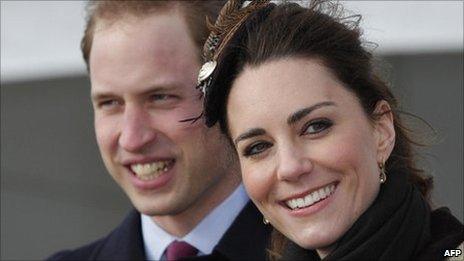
201,1,433,259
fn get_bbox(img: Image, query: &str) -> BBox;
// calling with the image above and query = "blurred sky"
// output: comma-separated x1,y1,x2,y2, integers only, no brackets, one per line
1,1,463,83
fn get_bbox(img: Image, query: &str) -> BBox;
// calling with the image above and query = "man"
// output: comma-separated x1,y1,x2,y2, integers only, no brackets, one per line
48,1,270,260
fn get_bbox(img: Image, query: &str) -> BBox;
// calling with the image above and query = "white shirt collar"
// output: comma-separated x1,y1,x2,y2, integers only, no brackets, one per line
141,184,249,261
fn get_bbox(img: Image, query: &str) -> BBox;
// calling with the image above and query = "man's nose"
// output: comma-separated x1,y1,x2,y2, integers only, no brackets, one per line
118,106,156,152
276,144,313,182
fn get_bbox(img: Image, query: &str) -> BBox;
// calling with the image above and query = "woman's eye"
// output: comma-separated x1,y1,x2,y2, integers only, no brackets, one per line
243,142,272,157
302,119,333,135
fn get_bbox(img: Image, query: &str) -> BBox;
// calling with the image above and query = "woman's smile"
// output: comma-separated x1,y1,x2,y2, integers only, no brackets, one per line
228,58,390,250
282,182,337,211
198,1,460,259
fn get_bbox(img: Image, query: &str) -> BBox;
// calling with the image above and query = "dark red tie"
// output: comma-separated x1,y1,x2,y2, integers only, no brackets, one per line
166,240,198,260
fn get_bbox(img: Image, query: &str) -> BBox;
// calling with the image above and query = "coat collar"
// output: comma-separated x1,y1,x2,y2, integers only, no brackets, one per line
98,209,146,260
213,201,272,260
96,202,271,260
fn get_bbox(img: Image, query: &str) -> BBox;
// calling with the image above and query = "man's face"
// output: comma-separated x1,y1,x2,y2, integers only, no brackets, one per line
89,11,237,216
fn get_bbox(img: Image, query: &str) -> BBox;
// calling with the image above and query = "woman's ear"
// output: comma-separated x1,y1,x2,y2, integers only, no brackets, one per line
373,100,396,163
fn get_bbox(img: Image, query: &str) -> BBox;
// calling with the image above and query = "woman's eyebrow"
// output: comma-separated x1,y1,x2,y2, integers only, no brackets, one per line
287,101,336,125
234,128,266,146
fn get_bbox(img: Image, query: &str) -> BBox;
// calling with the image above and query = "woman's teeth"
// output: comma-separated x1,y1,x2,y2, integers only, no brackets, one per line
285,184,336,210
130,160,173,180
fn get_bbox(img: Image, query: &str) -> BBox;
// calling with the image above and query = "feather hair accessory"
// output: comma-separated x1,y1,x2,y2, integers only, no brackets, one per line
196,0,271,95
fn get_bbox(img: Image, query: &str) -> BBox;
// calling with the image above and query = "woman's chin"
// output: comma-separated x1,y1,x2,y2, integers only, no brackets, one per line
288,229,340,252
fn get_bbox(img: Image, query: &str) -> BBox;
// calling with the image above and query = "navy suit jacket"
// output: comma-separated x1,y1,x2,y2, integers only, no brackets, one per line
48,202,271,260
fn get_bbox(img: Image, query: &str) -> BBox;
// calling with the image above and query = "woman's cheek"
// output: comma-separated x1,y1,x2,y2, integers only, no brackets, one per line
313,132,363,172
241,162,274,204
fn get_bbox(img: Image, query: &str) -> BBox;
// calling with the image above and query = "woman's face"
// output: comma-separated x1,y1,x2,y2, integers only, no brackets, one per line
227,58,394,254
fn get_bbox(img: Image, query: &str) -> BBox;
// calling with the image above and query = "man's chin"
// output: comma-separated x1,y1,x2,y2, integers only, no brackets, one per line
133,200,189,217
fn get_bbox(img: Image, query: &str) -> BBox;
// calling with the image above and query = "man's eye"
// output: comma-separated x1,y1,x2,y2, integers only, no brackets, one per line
98,99,121,109
243,142,273,157
302,119,333,135
150,94,175,101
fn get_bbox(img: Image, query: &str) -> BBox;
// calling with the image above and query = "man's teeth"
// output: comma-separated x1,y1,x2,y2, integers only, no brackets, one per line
130,160,173,180
286,184,335,210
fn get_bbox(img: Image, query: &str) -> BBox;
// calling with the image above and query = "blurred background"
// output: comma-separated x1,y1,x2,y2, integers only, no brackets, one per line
1,1,462,260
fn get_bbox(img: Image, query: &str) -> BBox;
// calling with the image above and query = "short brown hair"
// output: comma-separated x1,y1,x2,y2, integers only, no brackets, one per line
81,0,225,70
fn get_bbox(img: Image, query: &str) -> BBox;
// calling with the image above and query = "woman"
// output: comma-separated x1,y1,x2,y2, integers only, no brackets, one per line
192,0,463,259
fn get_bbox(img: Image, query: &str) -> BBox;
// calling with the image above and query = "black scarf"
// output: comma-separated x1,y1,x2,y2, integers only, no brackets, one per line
281,169,462,260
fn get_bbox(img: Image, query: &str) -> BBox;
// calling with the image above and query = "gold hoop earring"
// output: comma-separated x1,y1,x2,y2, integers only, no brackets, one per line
263,217,270,225
379,162,387,184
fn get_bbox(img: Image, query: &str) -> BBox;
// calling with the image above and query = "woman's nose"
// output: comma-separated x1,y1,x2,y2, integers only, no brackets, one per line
276,145,313,182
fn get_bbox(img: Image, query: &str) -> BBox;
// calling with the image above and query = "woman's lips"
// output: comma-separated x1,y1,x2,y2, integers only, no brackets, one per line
281,182,338,217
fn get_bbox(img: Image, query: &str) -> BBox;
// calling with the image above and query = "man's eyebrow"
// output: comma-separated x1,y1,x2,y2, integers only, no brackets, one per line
139,85,180,95
234,128,266,146
90,84,181,101
90,92,115,102
287,101,336,125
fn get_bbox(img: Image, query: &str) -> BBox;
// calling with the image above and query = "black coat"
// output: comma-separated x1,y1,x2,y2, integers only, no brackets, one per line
48,202,271,261
281,207,463,261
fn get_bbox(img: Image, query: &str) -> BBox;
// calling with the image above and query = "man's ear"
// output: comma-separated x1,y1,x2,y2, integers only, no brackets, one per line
373,100,396,163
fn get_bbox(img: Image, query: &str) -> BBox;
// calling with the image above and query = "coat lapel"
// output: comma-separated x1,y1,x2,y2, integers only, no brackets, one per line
97,209,146,260
212,201,272,260
96,203,271,260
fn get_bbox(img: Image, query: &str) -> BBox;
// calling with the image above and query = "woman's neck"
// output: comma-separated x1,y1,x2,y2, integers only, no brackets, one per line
316,243,337,259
